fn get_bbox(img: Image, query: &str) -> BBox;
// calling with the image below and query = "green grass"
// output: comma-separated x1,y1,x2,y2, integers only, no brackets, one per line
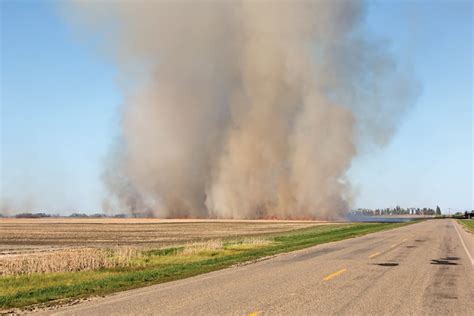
0,222,412,310
458,219,474,233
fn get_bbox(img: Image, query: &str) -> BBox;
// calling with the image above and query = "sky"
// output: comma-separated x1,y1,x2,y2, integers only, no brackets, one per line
0,0,472,214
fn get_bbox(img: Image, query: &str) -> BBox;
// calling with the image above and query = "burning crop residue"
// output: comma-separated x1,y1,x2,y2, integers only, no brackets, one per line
72,1,418,219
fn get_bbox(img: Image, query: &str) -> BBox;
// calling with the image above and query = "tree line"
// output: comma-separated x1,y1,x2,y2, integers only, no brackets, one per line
351,205,442,216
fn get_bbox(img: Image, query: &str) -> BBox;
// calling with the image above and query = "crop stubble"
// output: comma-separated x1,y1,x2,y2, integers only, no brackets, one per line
0,218,327,255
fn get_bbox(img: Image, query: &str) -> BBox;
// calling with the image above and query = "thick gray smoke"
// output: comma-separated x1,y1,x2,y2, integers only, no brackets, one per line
74,1,417,219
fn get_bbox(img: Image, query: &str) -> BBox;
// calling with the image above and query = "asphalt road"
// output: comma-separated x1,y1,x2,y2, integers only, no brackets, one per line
40,219,474,315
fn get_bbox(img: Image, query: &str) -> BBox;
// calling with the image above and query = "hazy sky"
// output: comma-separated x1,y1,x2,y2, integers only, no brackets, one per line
1,0,472,214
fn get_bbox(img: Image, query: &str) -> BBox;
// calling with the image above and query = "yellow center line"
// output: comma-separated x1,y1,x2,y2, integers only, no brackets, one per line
248,311,262,316
369,252,381,259
391,239,408,249
323,268,347,281
371,238,408,259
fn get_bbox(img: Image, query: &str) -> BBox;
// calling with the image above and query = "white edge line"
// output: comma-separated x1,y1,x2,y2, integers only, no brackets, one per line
453,220,474,267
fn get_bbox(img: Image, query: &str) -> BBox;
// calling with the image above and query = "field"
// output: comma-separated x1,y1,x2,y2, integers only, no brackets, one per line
0,218,322,255
459,219,474,233
0,218,411,310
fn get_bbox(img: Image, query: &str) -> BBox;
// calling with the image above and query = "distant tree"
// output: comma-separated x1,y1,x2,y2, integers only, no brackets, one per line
69,213,89,218
395,205,401,215
15,213,50,218
436,205,442,215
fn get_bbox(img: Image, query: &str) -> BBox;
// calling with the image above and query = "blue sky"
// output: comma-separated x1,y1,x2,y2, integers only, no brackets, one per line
1,0,472,214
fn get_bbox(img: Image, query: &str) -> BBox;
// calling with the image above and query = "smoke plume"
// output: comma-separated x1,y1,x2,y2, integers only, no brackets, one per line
73,1,417,219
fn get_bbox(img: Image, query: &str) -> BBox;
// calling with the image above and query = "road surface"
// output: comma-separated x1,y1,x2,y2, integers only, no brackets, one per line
39,219,473,315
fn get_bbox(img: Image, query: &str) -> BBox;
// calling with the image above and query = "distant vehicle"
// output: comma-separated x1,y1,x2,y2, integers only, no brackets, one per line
464,211,474,219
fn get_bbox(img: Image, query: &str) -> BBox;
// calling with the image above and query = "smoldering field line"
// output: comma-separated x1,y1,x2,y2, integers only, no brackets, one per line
71,1,418,220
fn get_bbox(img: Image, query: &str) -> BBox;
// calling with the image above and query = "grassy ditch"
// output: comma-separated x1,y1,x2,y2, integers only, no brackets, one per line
0,222,411,309
458,219,474,233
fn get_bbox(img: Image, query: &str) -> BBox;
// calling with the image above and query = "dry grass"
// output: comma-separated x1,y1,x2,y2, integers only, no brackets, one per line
179,237,272,255
238,237,272,245
181,240,224,255
0,238,274,276
0,247,140,276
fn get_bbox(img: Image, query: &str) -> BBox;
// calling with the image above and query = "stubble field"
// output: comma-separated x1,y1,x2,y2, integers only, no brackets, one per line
0,218,325,255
